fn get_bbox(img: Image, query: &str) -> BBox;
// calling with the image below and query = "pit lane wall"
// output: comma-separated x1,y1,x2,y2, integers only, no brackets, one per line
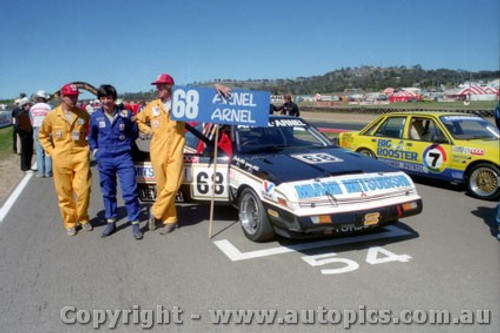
300,106,495,118
0,111,11,128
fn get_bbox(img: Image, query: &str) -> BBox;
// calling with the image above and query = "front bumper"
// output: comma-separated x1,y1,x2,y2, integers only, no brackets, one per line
263,199,422,239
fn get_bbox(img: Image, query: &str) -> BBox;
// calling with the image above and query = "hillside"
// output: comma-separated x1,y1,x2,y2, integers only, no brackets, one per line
122,65,499,100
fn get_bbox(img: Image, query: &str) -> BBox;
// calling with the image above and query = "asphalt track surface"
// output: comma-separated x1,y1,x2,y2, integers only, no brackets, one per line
0,125,499,332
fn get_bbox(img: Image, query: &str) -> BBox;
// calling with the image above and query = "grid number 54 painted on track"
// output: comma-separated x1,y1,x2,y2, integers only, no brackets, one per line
301,247,411,275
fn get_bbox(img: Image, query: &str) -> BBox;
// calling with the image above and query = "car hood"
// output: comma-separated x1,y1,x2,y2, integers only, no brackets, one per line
232,146,396,185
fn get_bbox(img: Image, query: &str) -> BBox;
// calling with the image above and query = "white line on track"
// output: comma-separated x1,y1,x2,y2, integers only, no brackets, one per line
0,171,33,224
214,225,412,262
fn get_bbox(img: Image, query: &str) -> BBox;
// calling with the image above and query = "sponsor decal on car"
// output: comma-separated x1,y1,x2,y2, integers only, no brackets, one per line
270,119,306,127
232,156,260,172
381,159,429,173
292,173,412,200
423,144,447,173
136,165,155,181
183,155,199,164
261,181,276,200
452,146,486,156
377,139,418,161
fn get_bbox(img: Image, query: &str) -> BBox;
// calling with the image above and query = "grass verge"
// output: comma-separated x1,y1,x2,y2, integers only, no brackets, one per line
0,126,14,161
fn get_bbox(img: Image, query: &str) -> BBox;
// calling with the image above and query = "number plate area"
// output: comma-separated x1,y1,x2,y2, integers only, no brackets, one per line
137,184,184,203
138,184,156,202
363,212,381,226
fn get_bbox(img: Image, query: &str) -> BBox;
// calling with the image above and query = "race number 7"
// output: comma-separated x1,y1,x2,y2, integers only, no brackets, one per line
172,89,200,120
428,152,440,167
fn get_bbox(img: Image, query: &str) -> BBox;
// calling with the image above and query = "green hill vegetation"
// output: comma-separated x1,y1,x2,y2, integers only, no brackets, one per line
121,65,499,100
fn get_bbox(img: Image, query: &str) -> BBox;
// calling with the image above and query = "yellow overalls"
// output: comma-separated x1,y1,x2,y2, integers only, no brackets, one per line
38,105,92,230
136,99,185,225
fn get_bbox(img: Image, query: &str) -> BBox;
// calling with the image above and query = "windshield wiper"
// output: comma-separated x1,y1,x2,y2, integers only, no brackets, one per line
325,191,339,207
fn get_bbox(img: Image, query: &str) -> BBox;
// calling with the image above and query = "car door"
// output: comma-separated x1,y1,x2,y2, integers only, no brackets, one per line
403,116,453,180
184,123,231,202
370,116,409,169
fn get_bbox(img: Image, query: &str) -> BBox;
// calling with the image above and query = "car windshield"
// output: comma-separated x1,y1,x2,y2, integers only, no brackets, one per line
235,118,332,154
440,115,499,140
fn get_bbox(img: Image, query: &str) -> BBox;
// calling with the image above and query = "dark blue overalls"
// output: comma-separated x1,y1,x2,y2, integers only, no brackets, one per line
89,108,140,223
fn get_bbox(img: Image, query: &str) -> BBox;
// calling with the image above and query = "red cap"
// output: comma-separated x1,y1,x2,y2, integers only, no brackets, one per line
151,73,175,85
60,83,80,96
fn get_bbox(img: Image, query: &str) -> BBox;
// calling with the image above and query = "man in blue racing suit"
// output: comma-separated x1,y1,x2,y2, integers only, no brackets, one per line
89,84,143,239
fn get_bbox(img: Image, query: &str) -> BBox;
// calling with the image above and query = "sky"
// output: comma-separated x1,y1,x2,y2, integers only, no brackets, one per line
1,0,499,99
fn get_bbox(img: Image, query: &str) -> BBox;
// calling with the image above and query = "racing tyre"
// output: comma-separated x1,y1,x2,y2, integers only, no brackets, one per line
466,163,500,200
238,188,276,242
357,148,376,158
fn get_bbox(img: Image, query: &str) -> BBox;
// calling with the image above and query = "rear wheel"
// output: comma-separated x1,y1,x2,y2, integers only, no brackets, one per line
466,163,500,200
238,188,276,242
357,148,376,158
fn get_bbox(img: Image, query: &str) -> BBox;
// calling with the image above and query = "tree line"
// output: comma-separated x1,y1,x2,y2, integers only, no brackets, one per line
118,65,499,100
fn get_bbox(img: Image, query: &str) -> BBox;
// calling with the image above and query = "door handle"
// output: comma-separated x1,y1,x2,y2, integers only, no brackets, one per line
406,143,413,147
371,139,376,142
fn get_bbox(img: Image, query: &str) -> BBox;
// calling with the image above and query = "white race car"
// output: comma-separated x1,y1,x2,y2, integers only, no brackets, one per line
133,116,422,242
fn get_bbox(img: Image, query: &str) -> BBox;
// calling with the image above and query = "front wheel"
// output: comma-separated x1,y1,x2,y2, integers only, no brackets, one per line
466,163,500,200
238,188,276,242
357,148,376,158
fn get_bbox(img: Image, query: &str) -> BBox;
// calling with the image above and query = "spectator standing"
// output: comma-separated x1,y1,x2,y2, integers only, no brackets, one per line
11,99,21,154
276,95,300,117
138,100,146,113
16,97,34,171
132,101,140,115
38,83,93,236
29,90,53,178
125,100,133,112
89,84,143,240
269,103,277,114
85,102,95,114
136,73,231,235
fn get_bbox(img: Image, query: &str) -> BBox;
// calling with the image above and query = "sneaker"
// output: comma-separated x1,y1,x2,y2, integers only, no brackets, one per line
81,222,93,231
148,207,157,231
101,222,116,238
132,223,143,240
159,223,178,235
67,227,77,236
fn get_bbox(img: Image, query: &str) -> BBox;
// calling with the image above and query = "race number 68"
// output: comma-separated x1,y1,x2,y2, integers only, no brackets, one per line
172,89,200,119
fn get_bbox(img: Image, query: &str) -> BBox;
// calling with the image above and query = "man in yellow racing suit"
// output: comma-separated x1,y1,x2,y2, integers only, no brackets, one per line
136,73,231,235
38,83,92,236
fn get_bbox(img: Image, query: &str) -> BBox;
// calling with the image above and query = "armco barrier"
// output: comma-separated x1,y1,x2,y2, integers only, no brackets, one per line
300,106,495,118
0,111,12,128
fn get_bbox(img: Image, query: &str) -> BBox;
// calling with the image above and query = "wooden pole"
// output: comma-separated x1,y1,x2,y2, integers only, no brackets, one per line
208,124,219,239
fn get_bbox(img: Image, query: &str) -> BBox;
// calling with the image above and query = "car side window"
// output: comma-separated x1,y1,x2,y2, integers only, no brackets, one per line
185,123,203,151
409,118,447,142
362,118,384,136
374,117,405,139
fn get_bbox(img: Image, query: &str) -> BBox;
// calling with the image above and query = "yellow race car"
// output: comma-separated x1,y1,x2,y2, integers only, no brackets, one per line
338,112,500,200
